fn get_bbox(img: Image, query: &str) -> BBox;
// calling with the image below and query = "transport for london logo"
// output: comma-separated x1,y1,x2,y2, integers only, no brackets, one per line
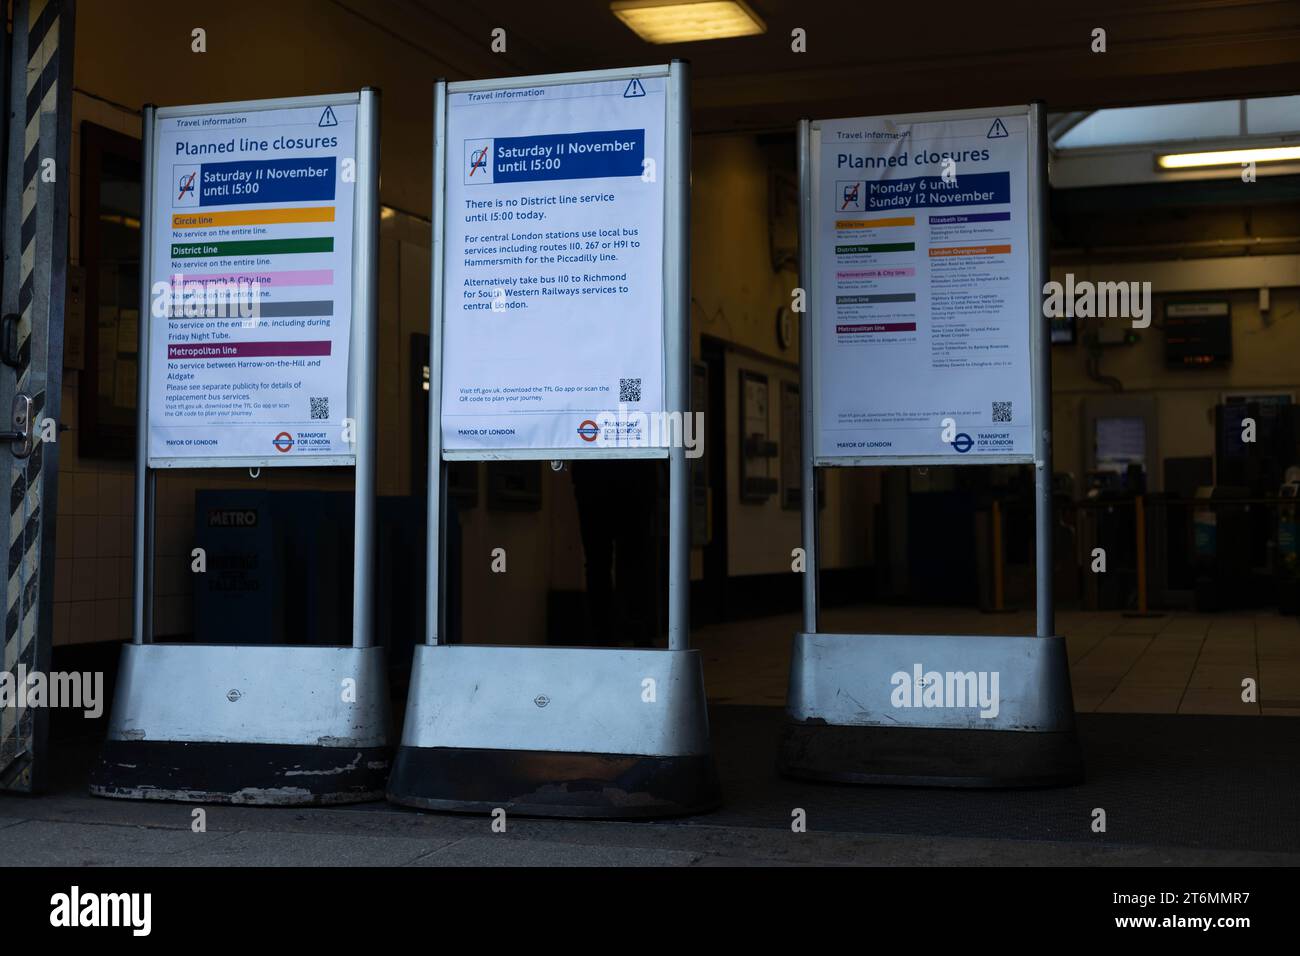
465,139,493,184
272,431,295,453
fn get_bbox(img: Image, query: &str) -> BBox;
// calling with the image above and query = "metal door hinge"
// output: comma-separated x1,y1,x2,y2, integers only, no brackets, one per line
0,394,35,458
1,314,22,369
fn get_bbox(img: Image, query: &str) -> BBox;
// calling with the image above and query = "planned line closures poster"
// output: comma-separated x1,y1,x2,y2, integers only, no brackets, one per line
440,75,667,454
147,100,358,464
813,111,1035,462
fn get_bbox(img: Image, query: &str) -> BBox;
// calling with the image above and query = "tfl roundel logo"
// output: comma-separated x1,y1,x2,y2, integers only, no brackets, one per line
951,433,974,454
576,420,600,442
272,432,295,453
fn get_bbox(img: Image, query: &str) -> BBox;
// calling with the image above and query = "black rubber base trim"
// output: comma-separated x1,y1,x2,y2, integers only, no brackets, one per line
778,721,1085,788
89,739,391,806
387,746,722,819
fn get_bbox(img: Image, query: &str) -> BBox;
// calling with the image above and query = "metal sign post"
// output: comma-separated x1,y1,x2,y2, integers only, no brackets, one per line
91,91,390,805
779,104,1082,787
389,62,720,818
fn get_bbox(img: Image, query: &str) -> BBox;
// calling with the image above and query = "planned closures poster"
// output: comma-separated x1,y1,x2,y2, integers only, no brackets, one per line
813,112,1034,461
147,101,357,463
441,75,666,453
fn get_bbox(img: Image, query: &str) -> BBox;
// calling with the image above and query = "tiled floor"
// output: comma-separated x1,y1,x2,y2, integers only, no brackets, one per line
693,605,1300,716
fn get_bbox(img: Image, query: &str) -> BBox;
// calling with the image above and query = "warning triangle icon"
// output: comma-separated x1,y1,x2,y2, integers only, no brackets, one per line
623,78,646,98
319,106,339,128
987,117,1009,139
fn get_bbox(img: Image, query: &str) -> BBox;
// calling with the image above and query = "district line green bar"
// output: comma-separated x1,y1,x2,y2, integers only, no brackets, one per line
170,237,336,258
834,242,915,254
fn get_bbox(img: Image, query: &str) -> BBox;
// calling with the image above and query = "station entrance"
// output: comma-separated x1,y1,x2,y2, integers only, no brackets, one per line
1,2,1296,860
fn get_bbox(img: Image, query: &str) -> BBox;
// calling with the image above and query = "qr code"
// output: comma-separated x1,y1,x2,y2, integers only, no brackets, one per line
310,396,329,420
619,377,642,403
992,401,1012,423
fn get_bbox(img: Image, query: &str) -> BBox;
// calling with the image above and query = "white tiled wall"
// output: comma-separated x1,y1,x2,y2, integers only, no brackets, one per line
55,93,142,647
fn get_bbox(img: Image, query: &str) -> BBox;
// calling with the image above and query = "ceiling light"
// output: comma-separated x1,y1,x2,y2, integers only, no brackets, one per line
1156,145,1300,169
611,0,766,44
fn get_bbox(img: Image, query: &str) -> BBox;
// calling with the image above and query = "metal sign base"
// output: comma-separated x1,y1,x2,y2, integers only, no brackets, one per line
90,644,391,805
388,645,720,818
777,633,1083,787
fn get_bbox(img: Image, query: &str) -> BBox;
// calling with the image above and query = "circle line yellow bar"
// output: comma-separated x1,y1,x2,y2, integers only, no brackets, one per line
834,216,915,229
171,207,336,229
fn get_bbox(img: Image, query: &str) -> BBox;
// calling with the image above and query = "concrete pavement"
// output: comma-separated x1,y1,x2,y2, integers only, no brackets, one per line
3,787,1296,866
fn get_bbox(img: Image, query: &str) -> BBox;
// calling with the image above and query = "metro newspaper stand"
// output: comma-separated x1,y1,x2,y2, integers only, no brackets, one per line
389,63,720,817
779,105,1083,786
92,92,389,803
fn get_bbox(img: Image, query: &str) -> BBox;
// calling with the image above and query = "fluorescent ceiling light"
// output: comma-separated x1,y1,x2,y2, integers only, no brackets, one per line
1157,145,1300,169
611,0,766,44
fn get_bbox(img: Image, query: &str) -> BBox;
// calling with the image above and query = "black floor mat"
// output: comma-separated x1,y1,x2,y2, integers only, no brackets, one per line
689,706,1300,852
37,707,1300,853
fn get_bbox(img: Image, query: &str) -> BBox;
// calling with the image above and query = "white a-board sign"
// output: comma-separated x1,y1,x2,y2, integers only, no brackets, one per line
779,107,1082,788
94,93,387,807
392,64,719,819
809,108,1039,465
439,71,668,457
144,95,370,468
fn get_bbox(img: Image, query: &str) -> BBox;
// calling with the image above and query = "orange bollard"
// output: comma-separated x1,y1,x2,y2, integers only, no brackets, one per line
1124,493,1163,618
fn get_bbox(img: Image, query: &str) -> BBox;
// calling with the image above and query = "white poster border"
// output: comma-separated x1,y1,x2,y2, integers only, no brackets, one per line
143,91,371,470
432,64,680,463
807,103,1044,468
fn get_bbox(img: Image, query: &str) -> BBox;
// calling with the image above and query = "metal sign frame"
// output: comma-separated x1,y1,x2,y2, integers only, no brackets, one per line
132,90,380,648
782,103,1079,787
394,61,719,818
93,89,389,806
798,103,1054,639
425,62,691,649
